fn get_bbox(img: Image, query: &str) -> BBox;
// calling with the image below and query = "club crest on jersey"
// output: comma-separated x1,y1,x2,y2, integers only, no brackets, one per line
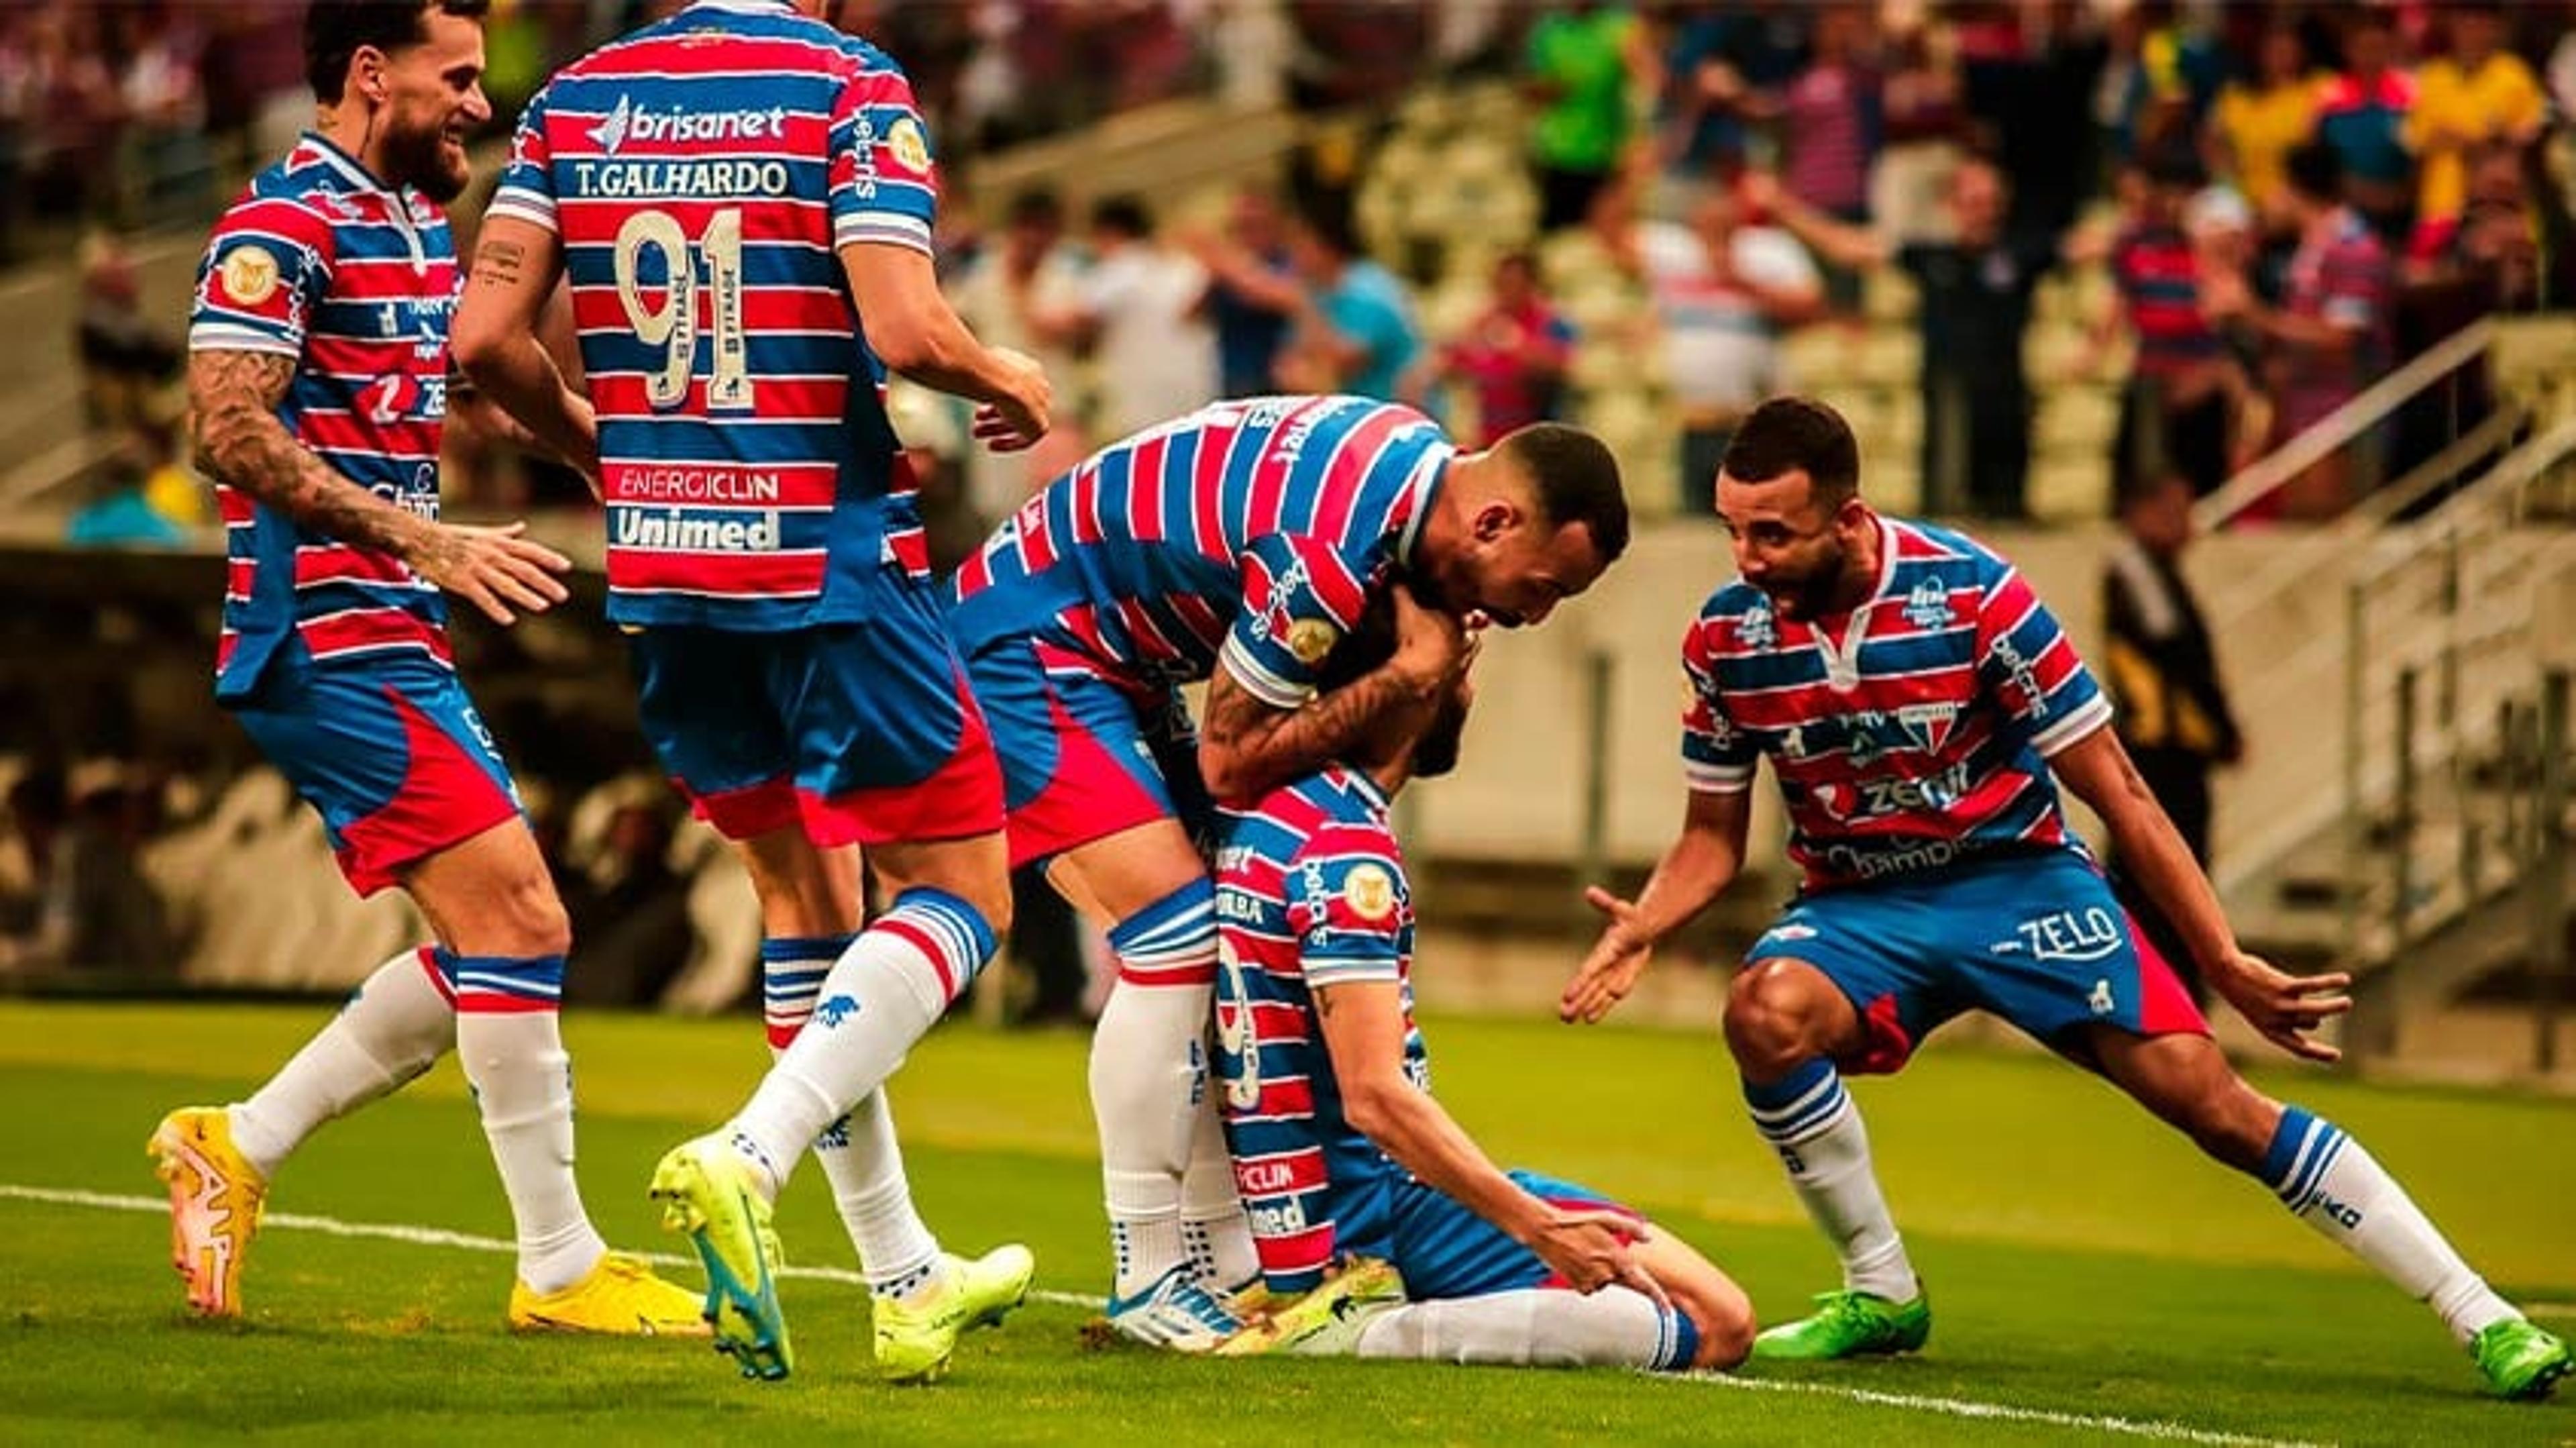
1897,701,1960,753
219,246,280,306
1903,575,1953,630
1287,617,1338,665
1342,864,1398,923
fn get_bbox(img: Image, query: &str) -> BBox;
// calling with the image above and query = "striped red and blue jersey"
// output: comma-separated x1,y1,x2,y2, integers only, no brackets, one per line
1681,517,2113,890
2109,222,2221,380
487,0,938,630
949,395,1451,704
189,132,458,699
1212,766,1427,1293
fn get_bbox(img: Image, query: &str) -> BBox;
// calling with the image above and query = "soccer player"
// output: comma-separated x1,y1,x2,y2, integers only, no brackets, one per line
1560,397,2573,1401
452,0,1051,1384
1210,610,1754,1370
948,395,1629,1347
146,0,700,1333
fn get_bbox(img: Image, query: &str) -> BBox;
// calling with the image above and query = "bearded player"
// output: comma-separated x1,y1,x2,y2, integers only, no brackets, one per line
1562,396,2569,1400
148,0,700,1334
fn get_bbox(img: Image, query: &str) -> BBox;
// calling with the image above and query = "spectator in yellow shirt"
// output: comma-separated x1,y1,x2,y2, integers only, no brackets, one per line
2207,23,2321,225
2404,2,2544,222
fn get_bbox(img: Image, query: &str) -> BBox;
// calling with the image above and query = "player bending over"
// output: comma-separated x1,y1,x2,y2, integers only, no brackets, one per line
1562,396,2569,1401
1212,608,1753,1369
948,397,1626,1349
148,0,700,1334
453,0,1050,1382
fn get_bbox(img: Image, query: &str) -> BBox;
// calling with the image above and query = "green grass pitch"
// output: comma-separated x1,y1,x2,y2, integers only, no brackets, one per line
1,999,2569,1445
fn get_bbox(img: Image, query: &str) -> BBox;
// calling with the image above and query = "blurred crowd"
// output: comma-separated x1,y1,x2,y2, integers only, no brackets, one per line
16,0,2576,1000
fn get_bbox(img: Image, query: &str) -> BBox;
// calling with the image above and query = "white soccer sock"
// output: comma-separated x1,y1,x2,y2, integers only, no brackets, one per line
447,950,604,1296
2259,1106,2518,1345
1354,1287,1692,1368
1092,880,1220,1300
1178,1086,1258,1290
724,892,991,1200
227,947,453,1179
1743,1060,1919,1304
762,933,942,1298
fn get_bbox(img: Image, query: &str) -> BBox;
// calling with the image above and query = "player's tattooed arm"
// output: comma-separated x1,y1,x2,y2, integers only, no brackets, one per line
452,217,600,482
190,348,438,559
1201,661,1444,806
190,347,574,625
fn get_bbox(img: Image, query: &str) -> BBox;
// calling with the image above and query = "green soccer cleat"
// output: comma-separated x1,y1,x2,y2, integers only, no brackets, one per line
649,1135,792,1381
2471,1318,2571,1402
871,1245,1036,1385
1751,1288,1932,1361
1214,1257,1407,1358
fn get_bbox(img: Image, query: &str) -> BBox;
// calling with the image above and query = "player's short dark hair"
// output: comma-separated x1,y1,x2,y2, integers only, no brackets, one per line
1295,199,1363,259
1721,396,1862,507
1493,423,1629,564
1092,194,1153,240
307,0,489,103
2284,139,2343,205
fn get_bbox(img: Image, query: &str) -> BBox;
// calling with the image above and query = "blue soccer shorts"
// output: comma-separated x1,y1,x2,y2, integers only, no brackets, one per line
1747,847,2210,1074
625,570,1002,848
227,656,522,896
1379,1170,1644,1300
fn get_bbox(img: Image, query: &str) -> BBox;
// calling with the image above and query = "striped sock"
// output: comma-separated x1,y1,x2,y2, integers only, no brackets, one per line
228,946,453,1179
2259,1106,2515,1345
763,934,942,1296
1095,879,1219,1300
727,891,996,1194
443,948,603,1296
1744,1059,1917,1304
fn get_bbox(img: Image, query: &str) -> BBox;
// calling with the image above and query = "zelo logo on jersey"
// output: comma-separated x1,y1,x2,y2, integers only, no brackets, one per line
1342,864,1398,923
219,246,280,307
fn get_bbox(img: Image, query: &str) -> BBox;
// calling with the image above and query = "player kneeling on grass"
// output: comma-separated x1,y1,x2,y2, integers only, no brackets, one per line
1208,610,1754,1369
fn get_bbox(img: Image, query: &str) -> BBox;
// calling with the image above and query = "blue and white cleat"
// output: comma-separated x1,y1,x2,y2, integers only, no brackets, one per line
1103,1264,1242,1353
649,1134,792,1380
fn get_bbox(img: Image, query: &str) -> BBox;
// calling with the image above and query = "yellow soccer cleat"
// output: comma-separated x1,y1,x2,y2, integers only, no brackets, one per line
146,1107,267,1319
1214,1257,1406,1357
508,1252,712,1336
649,1134,792,1380
872,1245,1036,1385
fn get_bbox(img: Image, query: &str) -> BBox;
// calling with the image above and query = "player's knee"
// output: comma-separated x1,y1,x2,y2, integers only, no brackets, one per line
1723,960,1827,1070
1682,1280,1756,1371
500,875,574,958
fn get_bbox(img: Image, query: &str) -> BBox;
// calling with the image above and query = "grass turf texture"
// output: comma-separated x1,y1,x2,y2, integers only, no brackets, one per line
2,1000,2569,1445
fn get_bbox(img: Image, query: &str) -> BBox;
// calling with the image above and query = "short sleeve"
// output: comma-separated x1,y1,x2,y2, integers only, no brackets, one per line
1283,832,1409,988
1680,617,1758,792
830,64,938,253
1974,562,2112,756
485,86,559,235
1220,531,1375,709
190,197,335,358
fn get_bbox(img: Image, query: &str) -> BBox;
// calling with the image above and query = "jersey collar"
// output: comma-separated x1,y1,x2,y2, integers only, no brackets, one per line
1395,445,1451,567
299,130,394,196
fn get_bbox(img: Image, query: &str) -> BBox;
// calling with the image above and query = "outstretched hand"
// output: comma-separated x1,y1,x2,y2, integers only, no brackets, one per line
1560,885,1653,1025
2211,951,2352,1063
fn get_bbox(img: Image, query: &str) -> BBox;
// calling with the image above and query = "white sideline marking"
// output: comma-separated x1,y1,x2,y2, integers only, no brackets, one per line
3,1183,2337,1445
0,1182,1093,1311
1664,1373,2330,1447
